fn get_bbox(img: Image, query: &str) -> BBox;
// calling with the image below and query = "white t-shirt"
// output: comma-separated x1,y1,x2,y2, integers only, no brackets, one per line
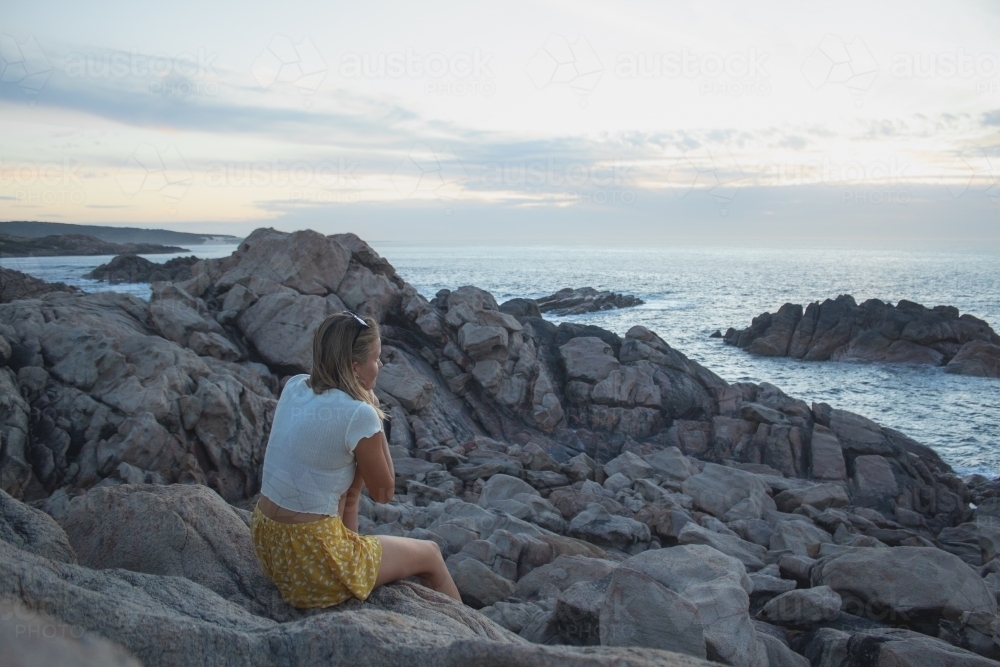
259,374,383,516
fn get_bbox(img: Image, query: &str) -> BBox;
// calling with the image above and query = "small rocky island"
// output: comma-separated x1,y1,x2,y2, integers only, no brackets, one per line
500,287,644,318
723,295,1000,378
85,253,201,284
0,232,188,257
2,233,999,666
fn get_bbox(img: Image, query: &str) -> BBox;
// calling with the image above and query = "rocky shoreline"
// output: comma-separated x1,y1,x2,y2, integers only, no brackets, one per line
2,228,999,666
1,266,84,303
723,295,1000,378
0,232,189,257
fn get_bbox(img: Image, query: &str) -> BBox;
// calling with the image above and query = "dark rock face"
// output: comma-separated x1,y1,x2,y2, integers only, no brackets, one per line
529,287,644,316
85,253,200,284
1,266,83,303
723,295,1000,377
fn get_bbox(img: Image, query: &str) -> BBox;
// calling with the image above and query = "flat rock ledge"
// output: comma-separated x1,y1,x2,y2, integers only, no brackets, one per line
1,228,998,666
723,294,1000,378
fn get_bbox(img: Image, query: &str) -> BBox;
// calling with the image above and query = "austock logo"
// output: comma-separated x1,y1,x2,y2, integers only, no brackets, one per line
390,143,468,209
116,143,193,203
0,34,52,94
667,146,747,216
251,35,327,93
801,35,878,106
526,35,603,105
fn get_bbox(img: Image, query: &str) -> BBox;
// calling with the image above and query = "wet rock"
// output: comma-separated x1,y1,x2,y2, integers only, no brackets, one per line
945,340,1000,378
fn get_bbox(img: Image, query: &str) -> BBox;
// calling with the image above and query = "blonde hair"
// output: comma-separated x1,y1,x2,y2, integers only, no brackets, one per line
307,312,386,420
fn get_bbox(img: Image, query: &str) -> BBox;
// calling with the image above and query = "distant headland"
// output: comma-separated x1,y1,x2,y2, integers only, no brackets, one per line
0,221,244,247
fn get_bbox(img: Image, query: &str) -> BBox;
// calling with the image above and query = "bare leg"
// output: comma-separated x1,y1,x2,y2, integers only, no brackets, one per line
374,535,461,602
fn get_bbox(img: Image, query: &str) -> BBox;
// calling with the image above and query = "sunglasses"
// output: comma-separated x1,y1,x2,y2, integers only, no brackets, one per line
343,310,370,347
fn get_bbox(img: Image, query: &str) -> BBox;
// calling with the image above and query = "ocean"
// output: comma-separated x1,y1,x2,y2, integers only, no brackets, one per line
3,243,998,477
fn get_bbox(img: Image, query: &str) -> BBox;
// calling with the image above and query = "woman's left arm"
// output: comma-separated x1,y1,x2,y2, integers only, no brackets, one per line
339,468,364,532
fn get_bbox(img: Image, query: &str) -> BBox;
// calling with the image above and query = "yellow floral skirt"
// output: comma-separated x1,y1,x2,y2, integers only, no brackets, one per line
250,505,383,608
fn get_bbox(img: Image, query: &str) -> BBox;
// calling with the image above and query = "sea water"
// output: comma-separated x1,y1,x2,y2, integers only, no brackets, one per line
4,244,998,476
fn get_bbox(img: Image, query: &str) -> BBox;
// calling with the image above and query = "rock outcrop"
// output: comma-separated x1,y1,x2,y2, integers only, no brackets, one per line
723,295,1000,378
515,287,644,317
0,266,83,303
2,227,998,665
85,253,200,284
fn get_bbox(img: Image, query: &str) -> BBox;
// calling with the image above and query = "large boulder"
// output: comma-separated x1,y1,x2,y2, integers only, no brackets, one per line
600,566,707,658
568,503,651,553
559,337,620,383
811,546,997,634
515,555,618,601
236,291,341,371
54,483,291,620
622,545,768,667
214,228,351,296
0,488,76,563
682,463,776,521
756,586,841,626
807,426,847,480
945,340,1000,378
677,522,768,572
376,356,436,412
825,628,999,667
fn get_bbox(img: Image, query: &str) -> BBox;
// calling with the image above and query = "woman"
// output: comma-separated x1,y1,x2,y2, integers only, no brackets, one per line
250,310,461,607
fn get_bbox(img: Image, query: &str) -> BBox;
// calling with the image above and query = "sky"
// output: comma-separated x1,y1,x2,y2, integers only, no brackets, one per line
1,0,999,246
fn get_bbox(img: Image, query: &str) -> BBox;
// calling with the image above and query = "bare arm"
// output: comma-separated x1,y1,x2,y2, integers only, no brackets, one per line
354,428,395,504
338,468,364,532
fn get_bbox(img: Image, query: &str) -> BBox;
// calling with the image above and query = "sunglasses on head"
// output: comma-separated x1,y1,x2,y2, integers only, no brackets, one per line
343,310,370,347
